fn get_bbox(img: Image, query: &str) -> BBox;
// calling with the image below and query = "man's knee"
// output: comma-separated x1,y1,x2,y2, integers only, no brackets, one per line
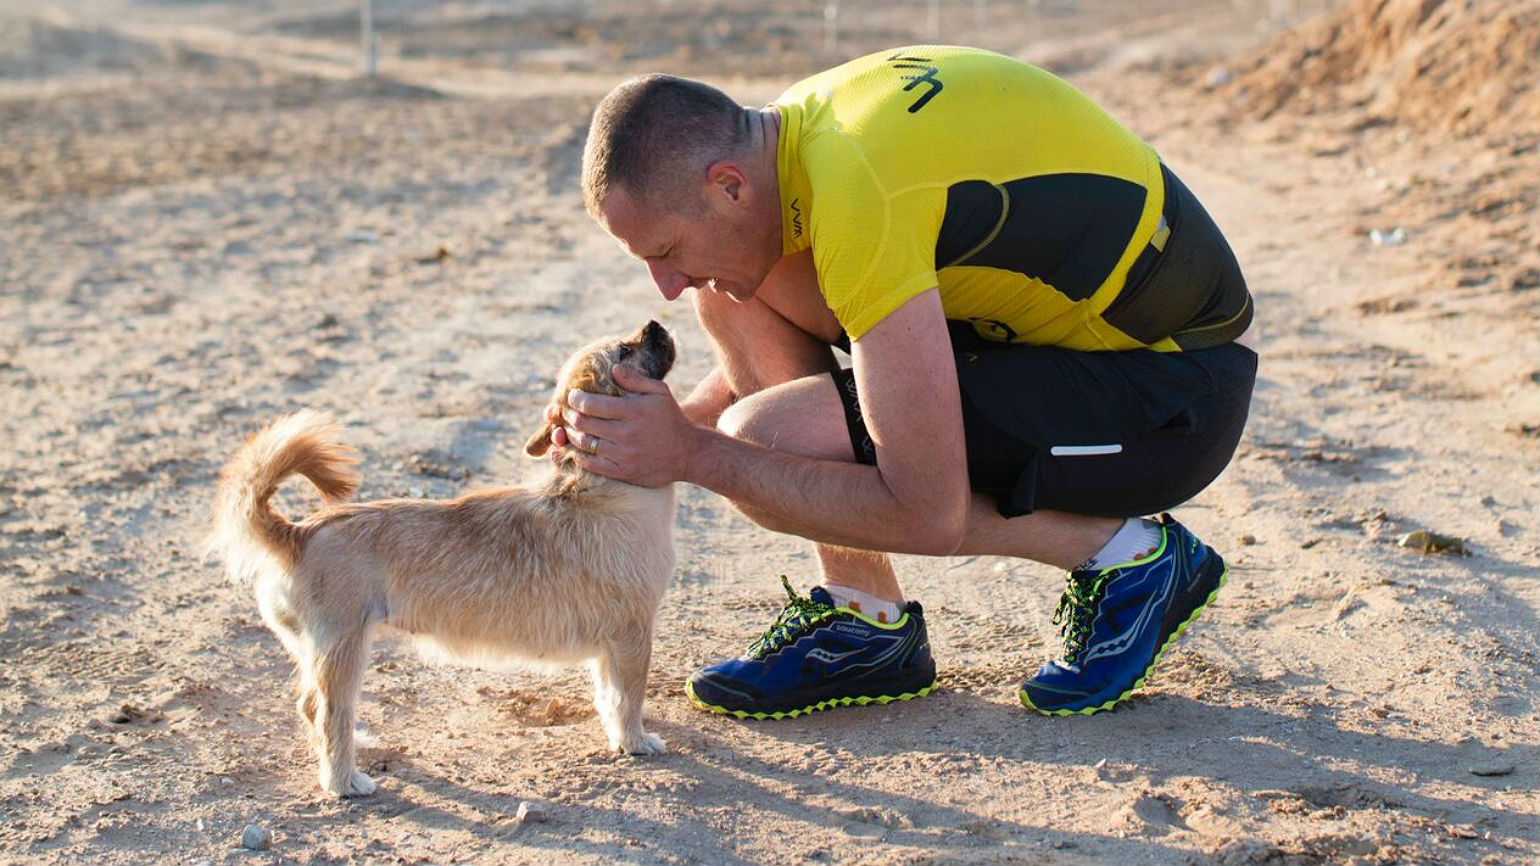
692,287,839,399
716,392,773,447
716,378,853,462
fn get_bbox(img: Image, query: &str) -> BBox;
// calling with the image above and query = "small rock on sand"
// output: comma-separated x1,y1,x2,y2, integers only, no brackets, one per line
515,801,548,824
240,824,272,850
1468,762,1516,777
1398,529,1469,556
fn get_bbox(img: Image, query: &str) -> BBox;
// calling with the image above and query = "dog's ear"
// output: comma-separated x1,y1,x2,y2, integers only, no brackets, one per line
523,421,555,458
525,400,559,457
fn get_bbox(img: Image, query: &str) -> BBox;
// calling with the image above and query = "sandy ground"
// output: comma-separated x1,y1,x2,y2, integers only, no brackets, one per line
2,1,1538,864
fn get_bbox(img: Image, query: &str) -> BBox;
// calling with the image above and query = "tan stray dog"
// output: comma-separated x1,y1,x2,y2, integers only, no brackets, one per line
208,321,677,798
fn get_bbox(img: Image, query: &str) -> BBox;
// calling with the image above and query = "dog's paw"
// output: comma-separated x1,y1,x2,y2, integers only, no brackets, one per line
322,769,377,798
615,731,667,756
346,770,378,796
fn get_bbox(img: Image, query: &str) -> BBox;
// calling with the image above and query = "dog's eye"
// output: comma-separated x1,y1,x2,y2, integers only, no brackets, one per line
617,345,634,360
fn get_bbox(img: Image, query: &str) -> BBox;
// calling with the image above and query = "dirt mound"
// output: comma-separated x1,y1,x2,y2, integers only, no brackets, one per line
1226,0,1540,137
0,16,169,79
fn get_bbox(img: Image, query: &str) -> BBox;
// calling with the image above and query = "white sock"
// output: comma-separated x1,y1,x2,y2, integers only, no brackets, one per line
1084,517,1163,571
823,583,904,624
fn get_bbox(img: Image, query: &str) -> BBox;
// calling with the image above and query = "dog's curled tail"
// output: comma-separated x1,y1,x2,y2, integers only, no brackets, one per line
210,410,360,584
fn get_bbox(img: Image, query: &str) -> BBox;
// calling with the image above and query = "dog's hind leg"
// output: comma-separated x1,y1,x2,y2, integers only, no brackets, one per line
591,630,665,756
256,593,322,743
275,629,320,742
296,678,319,738
312,628,377,797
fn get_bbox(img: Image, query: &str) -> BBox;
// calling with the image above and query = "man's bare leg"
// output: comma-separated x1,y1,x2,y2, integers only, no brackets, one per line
713,371,1123,570
956,498,1122,570
690,252,906,603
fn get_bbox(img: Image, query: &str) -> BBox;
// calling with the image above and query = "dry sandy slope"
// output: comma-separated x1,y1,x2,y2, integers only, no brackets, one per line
2,2,1537,864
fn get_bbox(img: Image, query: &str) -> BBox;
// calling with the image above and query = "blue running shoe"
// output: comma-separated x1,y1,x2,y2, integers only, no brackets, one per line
1020,514,1227,716
687,577,937,720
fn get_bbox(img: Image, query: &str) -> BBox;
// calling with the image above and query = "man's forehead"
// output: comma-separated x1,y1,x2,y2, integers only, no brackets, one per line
600,188,669,257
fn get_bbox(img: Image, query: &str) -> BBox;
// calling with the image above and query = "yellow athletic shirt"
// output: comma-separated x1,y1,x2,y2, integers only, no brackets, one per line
773,46,1180,350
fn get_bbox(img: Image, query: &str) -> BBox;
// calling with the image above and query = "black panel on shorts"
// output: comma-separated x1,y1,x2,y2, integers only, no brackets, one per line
1100,164,1253,350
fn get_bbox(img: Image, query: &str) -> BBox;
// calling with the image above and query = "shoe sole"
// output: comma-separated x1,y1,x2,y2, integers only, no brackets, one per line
1018,564,1229,717
686,678,938,721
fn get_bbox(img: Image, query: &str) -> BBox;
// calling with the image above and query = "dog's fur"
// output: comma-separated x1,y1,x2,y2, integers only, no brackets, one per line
209,321,677,798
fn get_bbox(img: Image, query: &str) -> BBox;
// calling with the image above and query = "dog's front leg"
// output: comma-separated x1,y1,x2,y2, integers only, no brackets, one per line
591,633,665,756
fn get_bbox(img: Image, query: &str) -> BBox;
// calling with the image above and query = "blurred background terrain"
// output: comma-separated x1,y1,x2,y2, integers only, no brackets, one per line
2,1,1537,864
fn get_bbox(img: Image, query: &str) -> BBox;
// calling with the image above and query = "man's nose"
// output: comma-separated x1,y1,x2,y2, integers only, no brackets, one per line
647,260,690,301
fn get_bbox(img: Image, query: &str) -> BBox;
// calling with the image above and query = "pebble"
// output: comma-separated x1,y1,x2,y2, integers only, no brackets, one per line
1331,591,1364,621
835,805,906,829
414,245,452,264
1093,758,1115,780
1398,529,1469,556
1468,762,1516,777
515,801,548,824
240,824,272,850
1369,227,1408,247
105,703,151,725
1252,789,1297,800
840,821,885,839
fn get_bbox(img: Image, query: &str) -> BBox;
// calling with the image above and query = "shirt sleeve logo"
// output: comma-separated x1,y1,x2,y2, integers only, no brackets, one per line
887,53,944,114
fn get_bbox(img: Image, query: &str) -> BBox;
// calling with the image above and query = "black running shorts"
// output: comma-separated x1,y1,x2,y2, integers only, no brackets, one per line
831,325,1258,519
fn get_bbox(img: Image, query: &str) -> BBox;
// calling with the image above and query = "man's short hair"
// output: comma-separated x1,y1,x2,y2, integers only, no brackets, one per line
582,74,749,217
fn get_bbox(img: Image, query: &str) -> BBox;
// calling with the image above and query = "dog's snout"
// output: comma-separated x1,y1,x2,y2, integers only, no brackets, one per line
636,320,676,380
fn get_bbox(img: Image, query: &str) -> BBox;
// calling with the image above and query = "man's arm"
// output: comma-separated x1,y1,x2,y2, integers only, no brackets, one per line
559,288,971,556
687,288,968,553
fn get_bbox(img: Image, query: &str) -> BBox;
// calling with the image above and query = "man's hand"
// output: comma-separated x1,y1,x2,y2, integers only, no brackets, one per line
549,365,698,487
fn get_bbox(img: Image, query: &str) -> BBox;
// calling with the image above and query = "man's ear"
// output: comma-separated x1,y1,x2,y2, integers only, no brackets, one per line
524,421,555,457
707,161,746,203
